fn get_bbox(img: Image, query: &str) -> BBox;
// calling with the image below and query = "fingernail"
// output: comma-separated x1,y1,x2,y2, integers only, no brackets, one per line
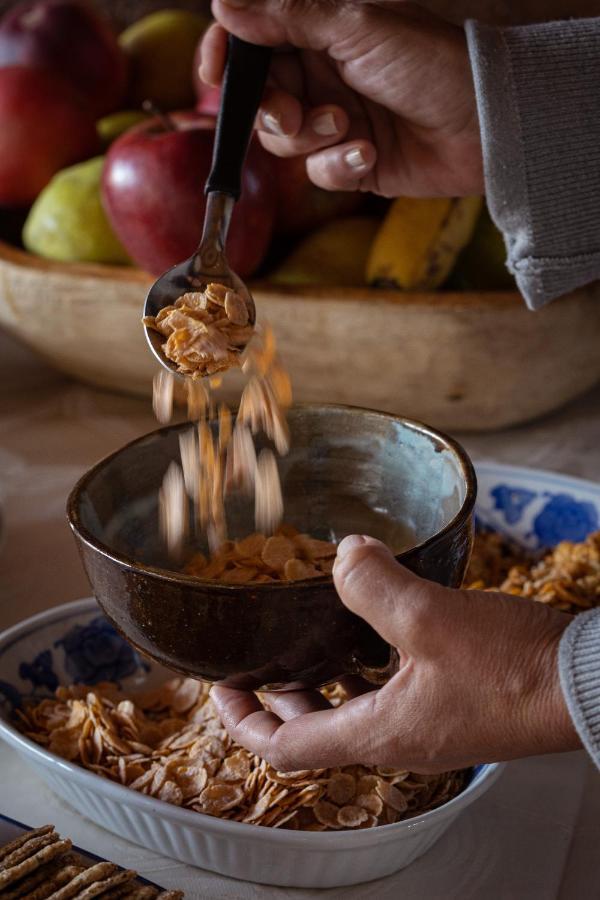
312,112,338,137
344,147,367,169
336,535,368,560
260,110,286,136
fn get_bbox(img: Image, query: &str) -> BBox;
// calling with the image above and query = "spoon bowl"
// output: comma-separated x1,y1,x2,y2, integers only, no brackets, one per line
143,194,256,377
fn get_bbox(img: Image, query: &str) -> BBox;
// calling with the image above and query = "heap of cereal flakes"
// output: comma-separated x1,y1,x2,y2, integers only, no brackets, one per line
184,528,337,584
17,679,467,832
466,530,600,615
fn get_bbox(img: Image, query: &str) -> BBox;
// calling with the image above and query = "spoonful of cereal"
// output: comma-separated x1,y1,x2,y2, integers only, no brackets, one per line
143,37,271,379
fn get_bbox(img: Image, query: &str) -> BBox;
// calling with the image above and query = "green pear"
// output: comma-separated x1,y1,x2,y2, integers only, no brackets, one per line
119,9,209,110
449,207,516,290
23,156,130,265
270,217,380,287
97,109,150,149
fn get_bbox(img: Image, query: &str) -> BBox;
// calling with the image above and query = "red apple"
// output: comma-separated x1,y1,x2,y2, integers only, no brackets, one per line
0,65,98,206
192,40,221,116
273,153,363,236
101,112,276,278
0,0,126,116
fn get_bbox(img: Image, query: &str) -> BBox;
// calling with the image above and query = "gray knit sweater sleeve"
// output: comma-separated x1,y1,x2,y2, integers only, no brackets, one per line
465,18,600,309
559,609,600,769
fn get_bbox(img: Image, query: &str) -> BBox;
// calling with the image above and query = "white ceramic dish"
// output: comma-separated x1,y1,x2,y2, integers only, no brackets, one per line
0,596,502,888
1,462,599,887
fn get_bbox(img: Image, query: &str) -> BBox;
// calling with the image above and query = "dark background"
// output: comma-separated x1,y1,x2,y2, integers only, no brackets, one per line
0,1,597,29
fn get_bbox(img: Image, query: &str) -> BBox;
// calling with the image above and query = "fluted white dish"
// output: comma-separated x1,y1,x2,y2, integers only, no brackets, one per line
0,596,501,888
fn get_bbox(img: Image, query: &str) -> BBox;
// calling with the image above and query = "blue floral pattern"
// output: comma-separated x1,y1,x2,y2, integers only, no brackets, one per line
533,494,599,545
18,650,58,692
0,680,23,713
490,486,536,525
475,468,600,551
55,616,148,685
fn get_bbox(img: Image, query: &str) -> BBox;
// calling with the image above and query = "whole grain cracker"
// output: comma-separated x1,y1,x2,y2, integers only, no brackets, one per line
0,840,72,889
45,862,118,900
0,831,59,870
70,868,137,898
0,825,54,862
1,858,80,900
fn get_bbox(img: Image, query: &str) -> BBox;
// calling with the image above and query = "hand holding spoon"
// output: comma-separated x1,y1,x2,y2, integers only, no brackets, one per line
143,37,272,377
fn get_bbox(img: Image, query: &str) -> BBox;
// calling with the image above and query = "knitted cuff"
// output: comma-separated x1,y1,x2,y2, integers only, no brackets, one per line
559,608,600,769
466,18,600,308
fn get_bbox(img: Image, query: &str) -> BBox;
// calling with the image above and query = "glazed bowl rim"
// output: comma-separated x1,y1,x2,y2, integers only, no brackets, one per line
66,402,477,591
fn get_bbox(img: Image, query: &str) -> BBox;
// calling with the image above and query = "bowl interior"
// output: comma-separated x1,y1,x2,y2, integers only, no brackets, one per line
74,405,470,571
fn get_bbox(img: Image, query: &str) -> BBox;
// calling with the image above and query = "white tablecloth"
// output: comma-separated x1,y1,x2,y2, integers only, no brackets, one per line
1,331,599,899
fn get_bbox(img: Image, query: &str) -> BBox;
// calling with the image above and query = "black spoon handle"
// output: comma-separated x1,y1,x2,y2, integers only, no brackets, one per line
205,36,272,200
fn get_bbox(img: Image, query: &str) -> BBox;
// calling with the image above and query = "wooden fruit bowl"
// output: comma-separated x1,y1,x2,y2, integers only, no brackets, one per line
0,239,599,431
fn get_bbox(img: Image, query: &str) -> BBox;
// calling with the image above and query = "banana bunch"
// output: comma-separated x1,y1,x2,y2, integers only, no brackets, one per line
366,195,483,290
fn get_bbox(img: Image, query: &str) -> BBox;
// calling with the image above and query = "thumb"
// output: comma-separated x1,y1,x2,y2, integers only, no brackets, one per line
333,535,441,648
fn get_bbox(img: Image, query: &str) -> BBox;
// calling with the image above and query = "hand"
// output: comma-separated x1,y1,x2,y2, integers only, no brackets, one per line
199,0,484,197
211,535,581,773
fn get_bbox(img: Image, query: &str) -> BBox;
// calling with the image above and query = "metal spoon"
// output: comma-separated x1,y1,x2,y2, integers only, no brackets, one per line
143,37,272,376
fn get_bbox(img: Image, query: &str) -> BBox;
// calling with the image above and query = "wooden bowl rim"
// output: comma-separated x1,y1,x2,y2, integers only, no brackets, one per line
0,238,524,308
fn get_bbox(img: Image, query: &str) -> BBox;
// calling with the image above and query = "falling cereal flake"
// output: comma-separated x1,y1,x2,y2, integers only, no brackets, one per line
152,370,175,424
159,462,188,560
255,449,284,535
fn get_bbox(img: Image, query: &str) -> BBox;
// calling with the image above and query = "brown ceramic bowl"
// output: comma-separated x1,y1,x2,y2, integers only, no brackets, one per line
67,404,476,690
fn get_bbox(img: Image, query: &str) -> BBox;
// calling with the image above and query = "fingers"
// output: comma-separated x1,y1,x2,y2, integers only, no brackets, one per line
258,102,349,154
305,140,376,191
198,22,228,86
255,87,303,140
211,685,381,770
333,535,442,647
260,689,332,720
338,675,374,699
261,678,373,721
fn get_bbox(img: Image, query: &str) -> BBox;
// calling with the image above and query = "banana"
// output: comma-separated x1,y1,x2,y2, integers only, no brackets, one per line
366,195,483,290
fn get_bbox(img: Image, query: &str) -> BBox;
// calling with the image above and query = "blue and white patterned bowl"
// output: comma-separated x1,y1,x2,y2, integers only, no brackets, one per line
475,463,599,547
0,462,598,888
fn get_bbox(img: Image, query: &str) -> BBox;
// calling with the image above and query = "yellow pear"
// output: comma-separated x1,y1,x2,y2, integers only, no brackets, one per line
23,157,130,265
97,109,150,150
270,217,380,287
119,10,210,110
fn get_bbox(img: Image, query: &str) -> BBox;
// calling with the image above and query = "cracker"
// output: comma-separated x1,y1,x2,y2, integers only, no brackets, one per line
46,862,118,899
71,868,137,898
15,865,85,900
1,831,59,870
0,826,55,862
0,840,72,889
0,856,75,899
